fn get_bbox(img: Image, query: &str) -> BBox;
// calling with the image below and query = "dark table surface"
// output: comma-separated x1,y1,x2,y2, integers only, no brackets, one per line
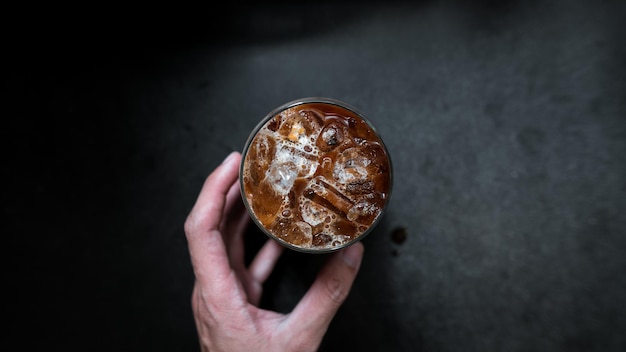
6,1,626,351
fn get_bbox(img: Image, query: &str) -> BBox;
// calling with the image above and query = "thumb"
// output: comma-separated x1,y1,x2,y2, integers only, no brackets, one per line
288,242,364,342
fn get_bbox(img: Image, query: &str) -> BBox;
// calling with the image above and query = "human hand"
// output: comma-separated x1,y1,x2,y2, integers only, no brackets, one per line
184,151,364,352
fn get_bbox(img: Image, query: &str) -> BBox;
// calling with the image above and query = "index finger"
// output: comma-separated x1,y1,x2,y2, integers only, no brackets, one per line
184,152,241,287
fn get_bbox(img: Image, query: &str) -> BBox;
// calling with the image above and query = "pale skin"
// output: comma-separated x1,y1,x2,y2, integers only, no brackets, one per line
184,151,365,352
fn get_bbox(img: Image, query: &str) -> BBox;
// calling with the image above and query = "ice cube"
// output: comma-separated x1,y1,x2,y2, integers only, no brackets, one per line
266,115,281,132
278,108,323,143
298,109,324,128
346,180,375,195
303,177,354,216
275,142,319,178
265,161,298,195
300,199,330,226
333,147,371,184
360,142,389,176
312,233,332,247
271,216,312,246
317,122,345,152
245,133,276,184
347,201,379,224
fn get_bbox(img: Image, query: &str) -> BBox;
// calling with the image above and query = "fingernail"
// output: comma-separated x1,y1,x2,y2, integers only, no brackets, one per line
221,151,238,165
342,243,363,269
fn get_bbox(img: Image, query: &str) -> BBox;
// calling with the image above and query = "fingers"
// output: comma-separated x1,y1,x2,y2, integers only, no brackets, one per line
226,205,251,269
184,152,241,290
249,240,284,285
241,239,285,306
288,242,364,339
220,181,244,232
220,181,249,264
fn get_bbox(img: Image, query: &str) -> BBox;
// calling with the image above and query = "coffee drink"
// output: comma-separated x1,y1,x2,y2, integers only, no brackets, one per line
240,98,392,253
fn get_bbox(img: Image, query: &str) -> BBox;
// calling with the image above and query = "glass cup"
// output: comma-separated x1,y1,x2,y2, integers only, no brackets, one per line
240,97,392,253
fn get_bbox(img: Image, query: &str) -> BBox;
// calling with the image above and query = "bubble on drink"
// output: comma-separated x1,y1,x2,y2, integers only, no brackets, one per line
242,100,391,251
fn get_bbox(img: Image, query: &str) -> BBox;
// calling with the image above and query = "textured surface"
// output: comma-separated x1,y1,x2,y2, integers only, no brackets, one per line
6,1,626,351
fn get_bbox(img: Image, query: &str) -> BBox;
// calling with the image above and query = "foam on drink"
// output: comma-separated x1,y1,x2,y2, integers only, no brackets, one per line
241,100,391,252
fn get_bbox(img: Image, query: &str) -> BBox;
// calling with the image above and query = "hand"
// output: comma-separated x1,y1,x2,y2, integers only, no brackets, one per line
184,151,364,352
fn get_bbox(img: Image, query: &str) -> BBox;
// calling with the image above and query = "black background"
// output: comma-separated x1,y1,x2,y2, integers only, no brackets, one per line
5,1,626,351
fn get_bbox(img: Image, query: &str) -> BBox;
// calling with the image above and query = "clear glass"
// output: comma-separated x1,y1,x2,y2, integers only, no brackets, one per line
240,97,393,254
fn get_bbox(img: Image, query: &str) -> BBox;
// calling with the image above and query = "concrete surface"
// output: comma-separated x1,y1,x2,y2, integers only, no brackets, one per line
6,0,626,351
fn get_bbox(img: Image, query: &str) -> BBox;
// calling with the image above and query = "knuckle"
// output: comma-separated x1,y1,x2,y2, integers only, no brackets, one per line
324,278,347,305
191,286,201,312
183,213,196,235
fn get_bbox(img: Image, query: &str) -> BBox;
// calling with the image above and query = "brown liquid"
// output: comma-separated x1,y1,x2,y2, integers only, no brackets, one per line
242,102,391,250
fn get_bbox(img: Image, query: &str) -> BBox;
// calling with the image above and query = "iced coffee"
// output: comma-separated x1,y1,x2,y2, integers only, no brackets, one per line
240,98,392,253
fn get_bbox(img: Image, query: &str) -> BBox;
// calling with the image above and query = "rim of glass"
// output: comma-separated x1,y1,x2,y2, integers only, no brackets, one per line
239,97,394,254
